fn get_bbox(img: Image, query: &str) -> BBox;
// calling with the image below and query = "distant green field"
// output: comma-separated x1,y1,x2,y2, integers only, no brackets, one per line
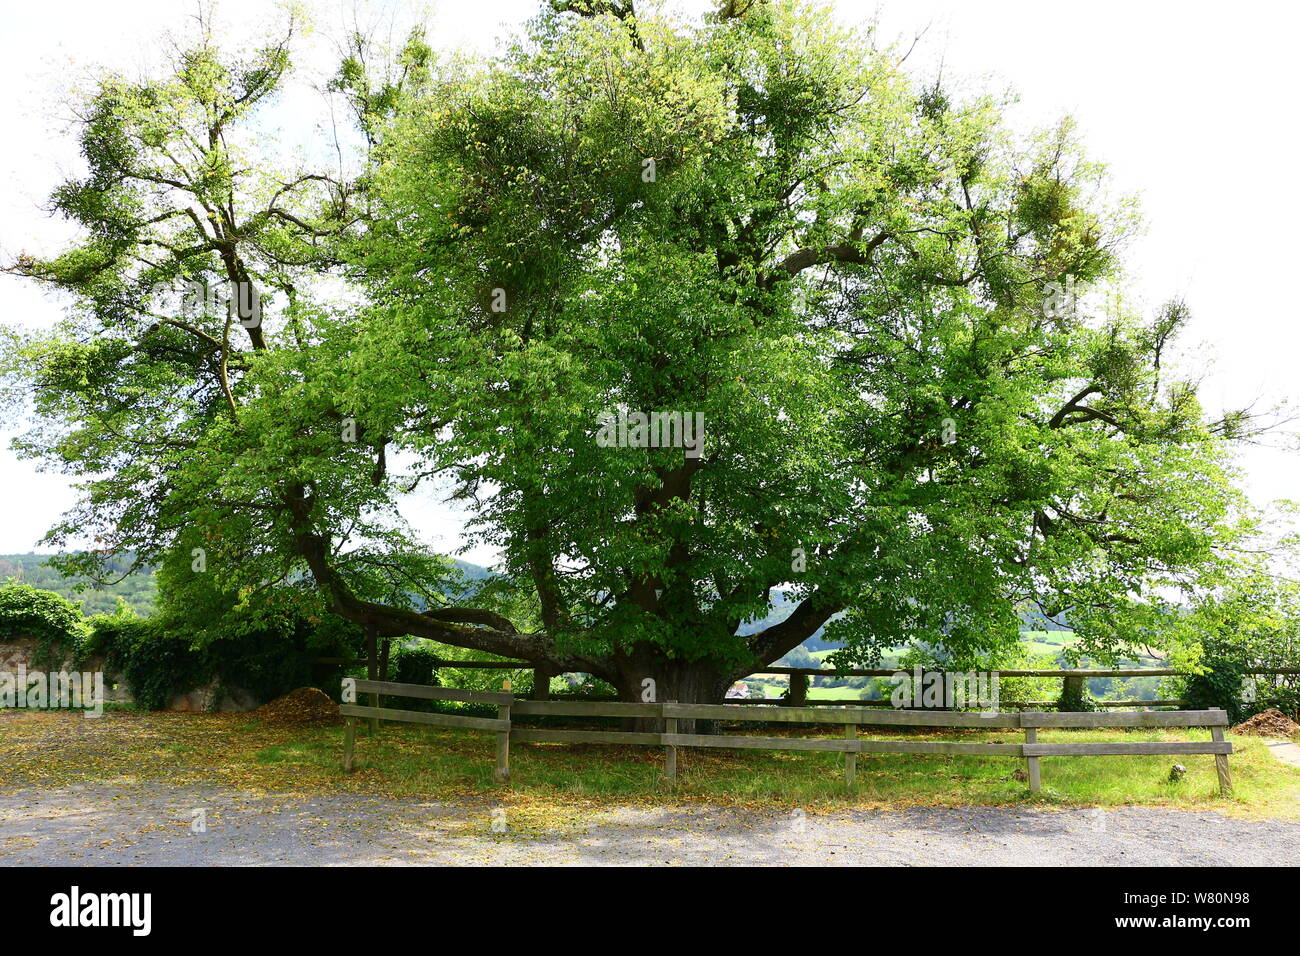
1022,629,1077,646
771,630,1168,704
807,631,1082,663
0,552,156,616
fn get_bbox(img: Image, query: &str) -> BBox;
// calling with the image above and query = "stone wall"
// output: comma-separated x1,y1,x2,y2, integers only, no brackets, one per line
167,681,259,713
0,635,132,703
0,634,258,711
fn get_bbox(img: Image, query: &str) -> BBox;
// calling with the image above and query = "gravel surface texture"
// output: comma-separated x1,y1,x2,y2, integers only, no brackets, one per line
3,785,1297,866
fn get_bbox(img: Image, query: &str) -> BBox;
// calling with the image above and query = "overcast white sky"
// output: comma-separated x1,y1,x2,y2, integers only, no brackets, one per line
1,0,1296,566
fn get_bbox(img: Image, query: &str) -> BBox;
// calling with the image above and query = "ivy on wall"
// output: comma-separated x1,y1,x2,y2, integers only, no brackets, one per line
0,583,87,668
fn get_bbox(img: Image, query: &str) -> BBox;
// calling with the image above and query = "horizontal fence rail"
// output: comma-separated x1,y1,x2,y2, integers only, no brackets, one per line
316,658,1297,709
337,682,1234,795
339,679,513,781
350,679,512,705
721,697,1193,708
1018,708,1232,794
754,667,1300,678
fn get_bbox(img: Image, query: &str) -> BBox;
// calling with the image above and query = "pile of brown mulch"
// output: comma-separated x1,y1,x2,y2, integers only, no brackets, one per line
1230,708,1300,738
253,687,342,728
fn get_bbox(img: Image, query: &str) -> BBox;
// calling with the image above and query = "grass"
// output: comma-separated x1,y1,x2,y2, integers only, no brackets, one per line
1021,630,1078,647
1,710,1298,822
805,686,869,700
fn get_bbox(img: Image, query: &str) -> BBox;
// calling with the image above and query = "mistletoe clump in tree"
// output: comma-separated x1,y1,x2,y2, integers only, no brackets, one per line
1,0,1261,705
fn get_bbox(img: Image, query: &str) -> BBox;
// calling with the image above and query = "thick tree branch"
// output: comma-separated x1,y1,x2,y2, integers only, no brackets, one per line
283,485,613,678
744,592,843,672
761,229,891,287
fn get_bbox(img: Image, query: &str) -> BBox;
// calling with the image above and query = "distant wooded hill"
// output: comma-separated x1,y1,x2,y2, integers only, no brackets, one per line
0,552,156,616
741,589,1072,655
0,553,494,618
1,557,1073,658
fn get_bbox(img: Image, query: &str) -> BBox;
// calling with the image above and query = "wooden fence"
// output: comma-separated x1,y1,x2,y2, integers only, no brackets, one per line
315,658,1297,708
340,679,513,782
338,682,1233,796
1019,709,1233,795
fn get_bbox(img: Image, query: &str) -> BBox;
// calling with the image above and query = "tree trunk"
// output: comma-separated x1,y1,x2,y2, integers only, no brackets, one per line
612,652,729,735
531,664,555,700
365,623,379,734
787,672,809,704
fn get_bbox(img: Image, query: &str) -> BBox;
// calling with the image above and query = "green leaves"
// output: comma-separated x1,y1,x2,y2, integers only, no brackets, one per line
0,584,88,668
1,1,1276,693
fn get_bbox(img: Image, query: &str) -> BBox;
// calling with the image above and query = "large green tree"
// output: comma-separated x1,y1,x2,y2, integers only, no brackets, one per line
1,0,1262,705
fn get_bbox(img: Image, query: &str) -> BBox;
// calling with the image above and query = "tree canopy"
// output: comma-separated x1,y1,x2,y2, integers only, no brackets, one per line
0,0,1270,702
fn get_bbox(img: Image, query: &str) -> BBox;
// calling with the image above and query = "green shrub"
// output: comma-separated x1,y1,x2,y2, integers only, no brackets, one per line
1057,676,1097,713
1182,635,1250,724
0,582,87,667
87,613,207,710
422,641,533,694
87,607,360,711
391,645,441,687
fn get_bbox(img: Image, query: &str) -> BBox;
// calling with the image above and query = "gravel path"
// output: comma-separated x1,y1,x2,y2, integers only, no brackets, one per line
2,784,1297,865
1264,740,1300,767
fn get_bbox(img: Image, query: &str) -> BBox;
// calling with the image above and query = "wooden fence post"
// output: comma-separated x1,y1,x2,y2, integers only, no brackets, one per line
664,700,677,786
1210,709,1232,796
495,701,511,785
365,624,380,735
531,666,553,701
1023,713,1041,793
788,673,809,705
342,717,357,773
844,719,857,786
1061,675,1085,709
